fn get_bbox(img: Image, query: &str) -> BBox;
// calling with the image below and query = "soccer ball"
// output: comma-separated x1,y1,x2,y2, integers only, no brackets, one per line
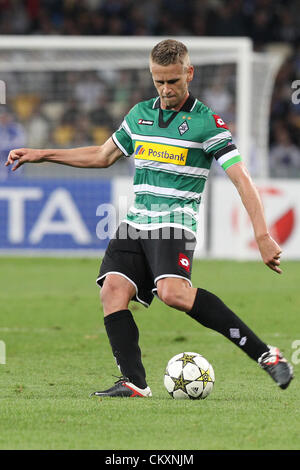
164,352,215,400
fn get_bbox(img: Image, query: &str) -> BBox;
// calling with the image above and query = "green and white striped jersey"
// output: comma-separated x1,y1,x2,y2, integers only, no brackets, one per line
112,94,241,234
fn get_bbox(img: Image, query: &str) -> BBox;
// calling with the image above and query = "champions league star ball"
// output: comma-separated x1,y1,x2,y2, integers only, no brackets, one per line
164,352,215,399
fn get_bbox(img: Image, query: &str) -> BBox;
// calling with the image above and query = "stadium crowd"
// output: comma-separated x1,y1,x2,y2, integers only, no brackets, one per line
0,0,299,45
0,0,299,178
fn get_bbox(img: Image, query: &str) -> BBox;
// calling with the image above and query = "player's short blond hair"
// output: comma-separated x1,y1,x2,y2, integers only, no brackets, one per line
150,39,190,67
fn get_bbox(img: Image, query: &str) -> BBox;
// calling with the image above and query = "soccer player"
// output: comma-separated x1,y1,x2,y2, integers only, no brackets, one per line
6,39,293,397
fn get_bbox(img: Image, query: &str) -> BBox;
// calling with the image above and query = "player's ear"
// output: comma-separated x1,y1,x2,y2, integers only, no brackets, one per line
187,65,194,83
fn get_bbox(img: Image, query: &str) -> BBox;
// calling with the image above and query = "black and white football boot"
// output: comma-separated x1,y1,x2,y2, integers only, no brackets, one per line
258,345,294,389
90,376,152,398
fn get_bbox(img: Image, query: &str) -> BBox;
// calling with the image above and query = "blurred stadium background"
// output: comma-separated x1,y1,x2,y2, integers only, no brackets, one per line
0,0,299,259
1,2,299,452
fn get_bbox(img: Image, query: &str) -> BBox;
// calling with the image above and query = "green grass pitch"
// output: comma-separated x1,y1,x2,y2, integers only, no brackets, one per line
0,257,299,450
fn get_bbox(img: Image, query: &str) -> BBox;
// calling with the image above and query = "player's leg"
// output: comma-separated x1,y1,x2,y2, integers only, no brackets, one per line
157,277,270,361
156,277,293,389
145,226,293,390
91,223,153,397
101,273,148,388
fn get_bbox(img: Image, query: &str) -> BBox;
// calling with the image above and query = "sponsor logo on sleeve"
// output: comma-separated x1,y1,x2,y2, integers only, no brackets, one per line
212,114,228,129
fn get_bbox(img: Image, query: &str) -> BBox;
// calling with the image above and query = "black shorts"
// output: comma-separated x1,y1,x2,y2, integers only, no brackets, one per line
96,222,196,307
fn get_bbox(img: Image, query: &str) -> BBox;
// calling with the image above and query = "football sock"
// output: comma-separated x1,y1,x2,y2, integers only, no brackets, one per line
186,288,268,361
104,309,147,389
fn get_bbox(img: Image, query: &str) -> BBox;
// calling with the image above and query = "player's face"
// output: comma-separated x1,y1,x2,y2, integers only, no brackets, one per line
150,61,194,111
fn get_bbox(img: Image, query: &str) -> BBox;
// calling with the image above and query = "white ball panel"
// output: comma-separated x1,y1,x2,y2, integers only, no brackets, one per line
185,380,204,398
201,381,214,399
167,360,183,378
164,374,175,393
193,355,210,369
172,389,189,399
182,362,201,381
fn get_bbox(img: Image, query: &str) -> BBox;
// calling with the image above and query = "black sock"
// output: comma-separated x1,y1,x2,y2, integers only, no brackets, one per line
104,309,147,389
186,288,268,361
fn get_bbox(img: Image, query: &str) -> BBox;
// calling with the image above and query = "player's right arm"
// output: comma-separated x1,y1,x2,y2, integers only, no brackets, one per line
5,136,123,172
203,111,282,274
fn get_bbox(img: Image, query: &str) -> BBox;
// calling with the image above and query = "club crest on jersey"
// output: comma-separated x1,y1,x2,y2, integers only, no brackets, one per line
178,120,189,136
138,119,154,126
178,253,190,272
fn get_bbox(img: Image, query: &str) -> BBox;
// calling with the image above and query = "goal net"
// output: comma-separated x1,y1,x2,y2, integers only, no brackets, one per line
0,36,283,255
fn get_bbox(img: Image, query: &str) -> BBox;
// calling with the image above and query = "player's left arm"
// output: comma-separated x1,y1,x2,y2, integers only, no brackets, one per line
226,161,282,274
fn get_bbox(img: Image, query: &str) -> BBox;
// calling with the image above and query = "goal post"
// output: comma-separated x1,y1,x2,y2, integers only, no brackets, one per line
0,35,253,168
0,36,283,257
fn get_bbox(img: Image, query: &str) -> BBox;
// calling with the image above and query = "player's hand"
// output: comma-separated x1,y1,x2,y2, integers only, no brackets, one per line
256,233,282,274
5,148,43,171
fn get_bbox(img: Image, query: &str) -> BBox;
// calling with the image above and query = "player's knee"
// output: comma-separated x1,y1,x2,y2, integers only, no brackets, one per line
157,278,194,311
100,276,119,304
157,283,181,309
100,275,135,314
